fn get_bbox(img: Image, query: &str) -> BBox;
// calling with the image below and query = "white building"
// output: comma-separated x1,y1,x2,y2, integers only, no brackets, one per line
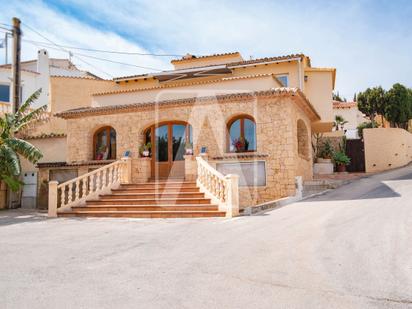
0,49,98,111
332,101,368,139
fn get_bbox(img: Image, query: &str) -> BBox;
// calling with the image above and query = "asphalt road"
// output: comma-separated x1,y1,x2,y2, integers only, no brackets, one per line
1,165,412,309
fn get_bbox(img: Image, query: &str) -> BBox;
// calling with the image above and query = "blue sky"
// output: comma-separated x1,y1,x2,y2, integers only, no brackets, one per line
0,0,411,99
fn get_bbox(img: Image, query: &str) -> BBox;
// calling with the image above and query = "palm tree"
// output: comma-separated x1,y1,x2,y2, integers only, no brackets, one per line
334,115,348,131
0,89,46,191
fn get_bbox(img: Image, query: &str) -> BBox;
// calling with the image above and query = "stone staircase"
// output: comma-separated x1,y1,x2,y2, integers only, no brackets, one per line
303,179,347,197
58,179,226,218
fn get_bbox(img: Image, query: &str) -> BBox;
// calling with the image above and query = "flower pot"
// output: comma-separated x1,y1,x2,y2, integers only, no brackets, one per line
317,158,332,163
336,164,347,173
142,150,150,157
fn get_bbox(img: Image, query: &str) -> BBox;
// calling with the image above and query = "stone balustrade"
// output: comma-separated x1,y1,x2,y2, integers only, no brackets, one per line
48,157,131,217
196,156,239,217
0,102,11,114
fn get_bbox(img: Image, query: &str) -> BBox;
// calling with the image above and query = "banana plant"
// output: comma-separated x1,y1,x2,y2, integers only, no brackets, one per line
0,89,46,191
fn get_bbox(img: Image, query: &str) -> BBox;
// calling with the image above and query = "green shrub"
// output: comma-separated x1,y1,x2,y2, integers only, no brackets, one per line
320,139,334,159
357,121,377,139
333,151,351,166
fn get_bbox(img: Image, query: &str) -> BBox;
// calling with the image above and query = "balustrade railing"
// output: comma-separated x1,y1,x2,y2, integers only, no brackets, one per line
0,102,12,114
196,156,239,217
48,157,131,217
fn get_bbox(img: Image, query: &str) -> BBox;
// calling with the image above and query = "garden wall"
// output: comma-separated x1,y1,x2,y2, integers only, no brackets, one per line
364,128,412,172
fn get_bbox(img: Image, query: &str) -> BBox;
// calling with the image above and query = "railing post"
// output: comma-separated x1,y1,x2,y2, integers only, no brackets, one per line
121,157,132,184
48,181,58,218
224,174,239,218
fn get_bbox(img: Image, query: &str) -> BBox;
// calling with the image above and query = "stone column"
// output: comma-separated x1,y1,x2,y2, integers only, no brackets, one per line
48,181,58,217
121,157,132,184
184,155,197,181
225,174,239,217
133,158,151,183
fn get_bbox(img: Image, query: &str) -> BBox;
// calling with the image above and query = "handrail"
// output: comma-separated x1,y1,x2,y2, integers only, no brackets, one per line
48,157,132,216
196,156,239,217
57,160,121,190
0,102,12,114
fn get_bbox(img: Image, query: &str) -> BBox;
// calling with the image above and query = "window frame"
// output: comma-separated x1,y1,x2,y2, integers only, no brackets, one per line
0,83,11,103
276,74,289,87
227,115,257,153
93,126,117,160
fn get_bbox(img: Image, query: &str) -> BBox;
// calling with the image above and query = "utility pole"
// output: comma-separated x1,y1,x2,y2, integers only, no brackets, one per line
4,32,8,64
11,17,21,113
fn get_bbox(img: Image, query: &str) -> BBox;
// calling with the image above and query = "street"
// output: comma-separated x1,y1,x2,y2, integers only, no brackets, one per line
1,165,412,309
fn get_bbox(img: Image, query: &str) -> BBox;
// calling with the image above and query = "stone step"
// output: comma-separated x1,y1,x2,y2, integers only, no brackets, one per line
120,182,198,189
99,192,205,199
112,187,201,193
58,210,226,218
86,197,212,205
71,204,219,212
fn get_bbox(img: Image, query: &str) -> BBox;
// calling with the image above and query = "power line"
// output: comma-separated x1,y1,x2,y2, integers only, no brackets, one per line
23,39,183,57
21,22,115,78
26,40,164,71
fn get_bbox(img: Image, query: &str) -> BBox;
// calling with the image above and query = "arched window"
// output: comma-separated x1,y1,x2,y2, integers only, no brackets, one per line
227,115,256,152
94,126,116,160
297,119,309,158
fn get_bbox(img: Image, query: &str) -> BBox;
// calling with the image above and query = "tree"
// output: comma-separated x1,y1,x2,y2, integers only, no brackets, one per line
333,91,346,102
0,89,46,191
356,86,386,126
384,83,412,130
334,115,348,131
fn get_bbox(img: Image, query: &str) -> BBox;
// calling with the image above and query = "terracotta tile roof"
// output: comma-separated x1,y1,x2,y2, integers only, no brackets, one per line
94,73,279,96
227,54,306,67
56,87,320,121
23,133,67,140
0,65,40,75
333,101,357,109
37,160,114,169
50,75,108,80
171,52,241,63
113,53,308,81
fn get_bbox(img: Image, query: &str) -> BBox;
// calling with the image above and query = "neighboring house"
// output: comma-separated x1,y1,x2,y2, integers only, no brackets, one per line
332,100,368,139
43,52,336,214
0,49,116,208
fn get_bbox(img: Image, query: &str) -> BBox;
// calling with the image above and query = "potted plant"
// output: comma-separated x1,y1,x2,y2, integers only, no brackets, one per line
318,139,334,163
96,145,106,160
139,142,151,157
232,137,246,153
185,141,193,155
333,151,351,172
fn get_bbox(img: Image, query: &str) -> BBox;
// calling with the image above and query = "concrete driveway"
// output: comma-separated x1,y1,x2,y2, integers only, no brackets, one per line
1,165,412,309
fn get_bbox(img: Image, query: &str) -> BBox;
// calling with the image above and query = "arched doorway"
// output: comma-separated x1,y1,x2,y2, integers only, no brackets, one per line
144,121,192,179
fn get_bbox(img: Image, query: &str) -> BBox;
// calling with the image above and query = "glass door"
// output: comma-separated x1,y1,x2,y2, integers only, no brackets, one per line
154,124,169,178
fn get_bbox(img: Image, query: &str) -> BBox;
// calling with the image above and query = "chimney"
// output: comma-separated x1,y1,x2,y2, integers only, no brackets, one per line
37,49,50,75
35,49,50,110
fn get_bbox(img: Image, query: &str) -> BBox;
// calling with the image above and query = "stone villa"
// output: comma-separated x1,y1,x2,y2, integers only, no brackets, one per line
40,52,336,218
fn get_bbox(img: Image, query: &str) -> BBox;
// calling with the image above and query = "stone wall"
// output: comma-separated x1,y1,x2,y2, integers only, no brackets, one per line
64,95,313,208
364,128,412,172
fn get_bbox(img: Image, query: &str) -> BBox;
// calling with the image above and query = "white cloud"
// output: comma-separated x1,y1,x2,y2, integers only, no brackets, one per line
1,0,411,97
0,0,173,79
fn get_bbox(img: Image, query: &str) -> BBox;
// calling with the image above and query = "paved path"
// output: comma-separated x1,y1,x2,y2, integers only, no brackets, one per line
1,165,412,309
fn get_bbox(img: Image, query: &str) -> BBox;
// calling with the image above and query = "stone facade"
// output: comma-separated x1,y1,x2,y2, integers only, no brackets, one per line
62,93,314,208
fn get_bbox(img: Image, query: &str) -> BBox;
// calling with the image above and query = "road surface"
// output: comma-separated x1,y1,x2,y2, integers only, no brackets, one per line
1,165,412,308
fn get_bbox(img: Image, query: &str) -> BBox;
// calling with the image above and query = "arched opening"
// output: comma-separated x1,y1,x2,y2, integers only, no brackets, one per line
144,121,192,178
297,119,309,158
227,115,256,152
93,126,116,160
